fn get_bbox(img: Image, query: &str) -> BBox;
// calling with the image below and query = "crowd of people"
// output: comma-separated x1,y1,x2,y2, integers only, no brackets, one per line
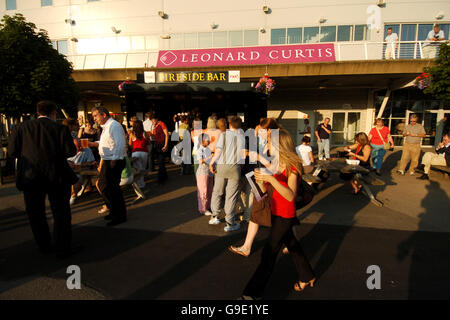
6,99,449,298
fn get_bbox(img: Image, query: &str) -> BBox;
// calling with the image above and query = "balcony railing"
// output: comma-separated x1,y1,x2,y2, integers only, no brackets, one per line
68,41,443,70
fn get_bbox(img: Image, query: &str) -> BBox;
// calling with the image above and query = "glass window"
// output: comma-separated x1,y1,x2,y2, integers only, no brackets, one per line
213,31,227,47
271,28,286,45
320,26,336,42
399,24,417,59
401,24,417,41
287,28,302,44
131,36,145,51
51,41,57,50
439,24,450,41
304,27,320,43
198,32,212,48
145,36,159,50
41,0,52,6
244,30,258,46
6,0,16,10
354,25,367,41
229,31,243,47
170,34,183,49
418,24,433,41
184,33,197,48
57,40,68,55
337,25,351,41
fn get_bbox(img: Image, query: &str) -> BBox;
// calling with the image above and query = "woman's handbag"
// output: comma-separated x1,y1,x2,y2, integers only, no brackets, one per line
376,127,390,150
250,184,273,227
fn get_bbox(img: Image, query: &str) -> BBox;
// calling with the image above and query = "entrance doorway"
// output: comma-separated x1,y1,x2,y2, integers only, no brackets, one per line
124,90,267,132
331,111,362,145
405,110,439,146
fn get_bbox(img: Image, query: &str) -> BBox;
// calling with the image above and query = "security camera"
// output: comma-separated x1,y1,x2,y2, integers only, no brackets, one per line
435,11,444,20
259,28,266,33
111,26,121,34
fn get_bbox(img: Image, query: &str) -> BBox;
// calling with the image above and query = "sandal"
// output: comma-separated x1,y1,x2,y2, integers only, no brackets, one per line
228,245,250,258
97,206,109,215
294,278,317,292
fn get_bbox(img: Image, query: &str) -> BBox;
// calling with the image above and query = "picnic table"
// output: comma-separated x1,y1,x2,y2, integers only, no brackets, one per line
315,158,384,207
74,160,147,203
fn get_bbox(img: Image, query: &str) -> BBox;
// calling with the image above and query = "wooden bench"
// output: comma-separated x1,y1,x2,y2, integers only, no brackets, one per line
431,165,450,178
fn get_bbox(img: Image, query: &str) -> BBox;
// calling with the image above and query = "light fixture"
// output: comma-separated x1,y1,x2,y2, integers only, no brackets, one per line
435,11,445,20
65,19,76,26
158,11,167,19
262,6,270,14
111,26,121,34
70,37,78,42
376,0,386,7
319,18,327,23
259,27,266,33
160,34,171,39
210,22,218,29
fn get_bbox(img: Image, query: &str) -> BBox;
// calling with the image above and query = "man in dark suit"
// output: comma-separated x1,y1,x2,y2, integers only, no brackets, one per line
8,100,79,258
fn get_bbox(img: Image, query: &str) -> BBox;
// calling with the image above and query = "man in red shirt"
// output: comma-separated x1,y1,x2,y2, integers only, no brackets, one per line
149,112,169,184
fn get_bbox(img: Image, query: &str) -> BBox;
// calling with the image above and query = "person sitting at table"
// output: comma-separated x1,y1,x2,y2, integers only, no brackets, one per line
343,132,372,195
62,118,96,205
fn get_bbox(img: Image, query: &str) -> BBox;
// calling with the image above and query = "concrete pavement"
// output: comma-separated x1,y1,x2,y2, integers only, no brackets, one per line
0,149,449,300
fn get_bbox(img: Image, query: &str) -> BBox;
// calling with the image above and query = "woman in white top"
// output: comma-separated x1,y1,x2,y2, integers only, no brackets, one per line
296,136,315,174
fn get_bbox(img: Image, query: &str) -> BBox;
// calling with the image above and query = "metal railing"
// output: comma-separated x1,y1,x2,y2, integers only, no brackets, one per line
67,41,444,70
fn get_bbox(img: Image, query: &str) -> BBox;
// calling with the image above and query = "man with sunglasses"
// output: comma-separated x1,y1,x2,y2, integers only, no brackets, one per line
397,114,426,175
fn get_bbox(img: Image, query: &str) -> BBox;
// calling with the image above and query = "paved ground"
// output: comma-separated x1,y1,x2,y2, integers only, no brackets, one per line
0,149,449,300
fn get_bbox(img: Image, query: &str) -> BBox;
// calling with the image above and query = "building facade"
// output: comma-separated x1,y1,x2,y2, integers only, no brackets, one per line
2,0,449,146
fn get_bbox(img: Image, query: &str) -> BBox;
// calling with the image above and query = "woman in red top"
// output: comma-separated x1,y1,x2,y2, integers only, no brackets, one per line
368,118,394,175
129,120,150,188
240,129,315,300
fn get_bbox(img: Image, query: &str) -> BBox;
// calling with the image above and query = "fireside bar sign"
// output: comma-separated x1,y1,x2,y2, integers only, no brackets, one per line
157,43,335,68
143,71,240,83
158,71,226,83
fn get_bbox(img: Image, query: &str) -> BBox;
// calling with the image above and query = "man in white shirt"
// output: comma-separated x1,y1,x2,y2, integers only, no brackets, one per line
296,136,315,174
92,106,127,226
384,28,398,60
423,24,446,59
143,112,155,171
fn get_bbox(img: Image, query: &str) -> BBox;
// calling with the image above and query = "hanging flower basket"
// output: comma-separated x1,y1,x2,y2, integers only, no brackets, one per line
414,73,431,90
255,74,276,95
118,80,133,92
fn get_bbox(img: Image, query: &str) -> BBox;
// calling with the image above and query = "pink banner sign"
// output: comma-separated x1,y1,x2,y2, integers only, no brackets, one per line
157,43,335,68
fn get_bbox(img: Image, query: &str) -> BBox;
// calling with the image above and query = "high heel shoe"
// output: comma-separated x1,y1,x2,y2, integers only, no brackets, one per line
294,278,316,292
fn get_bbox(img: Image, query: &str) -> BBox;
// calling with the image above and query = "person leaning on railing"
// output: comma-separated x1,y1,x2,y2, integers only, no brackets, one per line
422,24,446,59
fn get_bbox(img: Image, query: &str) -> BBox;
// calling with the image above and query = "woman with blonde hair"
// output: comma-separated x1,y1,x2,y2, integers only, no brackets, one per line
239,128,315,300
229,118,280,257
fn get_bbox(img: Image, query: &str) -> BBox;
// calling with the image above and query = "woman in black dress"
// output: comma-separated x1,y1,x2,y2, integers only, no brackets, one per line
79,116,100,162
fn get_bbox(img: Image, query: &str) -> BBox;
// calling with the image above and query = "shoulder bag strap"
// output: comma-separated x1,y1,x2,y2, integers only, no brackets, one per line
375,127,386,144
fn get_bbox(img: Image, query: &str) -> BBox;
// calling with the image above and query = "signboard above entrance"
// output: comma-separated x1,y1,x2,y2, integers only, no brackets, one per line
156,44,335,68
143,71,240,83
